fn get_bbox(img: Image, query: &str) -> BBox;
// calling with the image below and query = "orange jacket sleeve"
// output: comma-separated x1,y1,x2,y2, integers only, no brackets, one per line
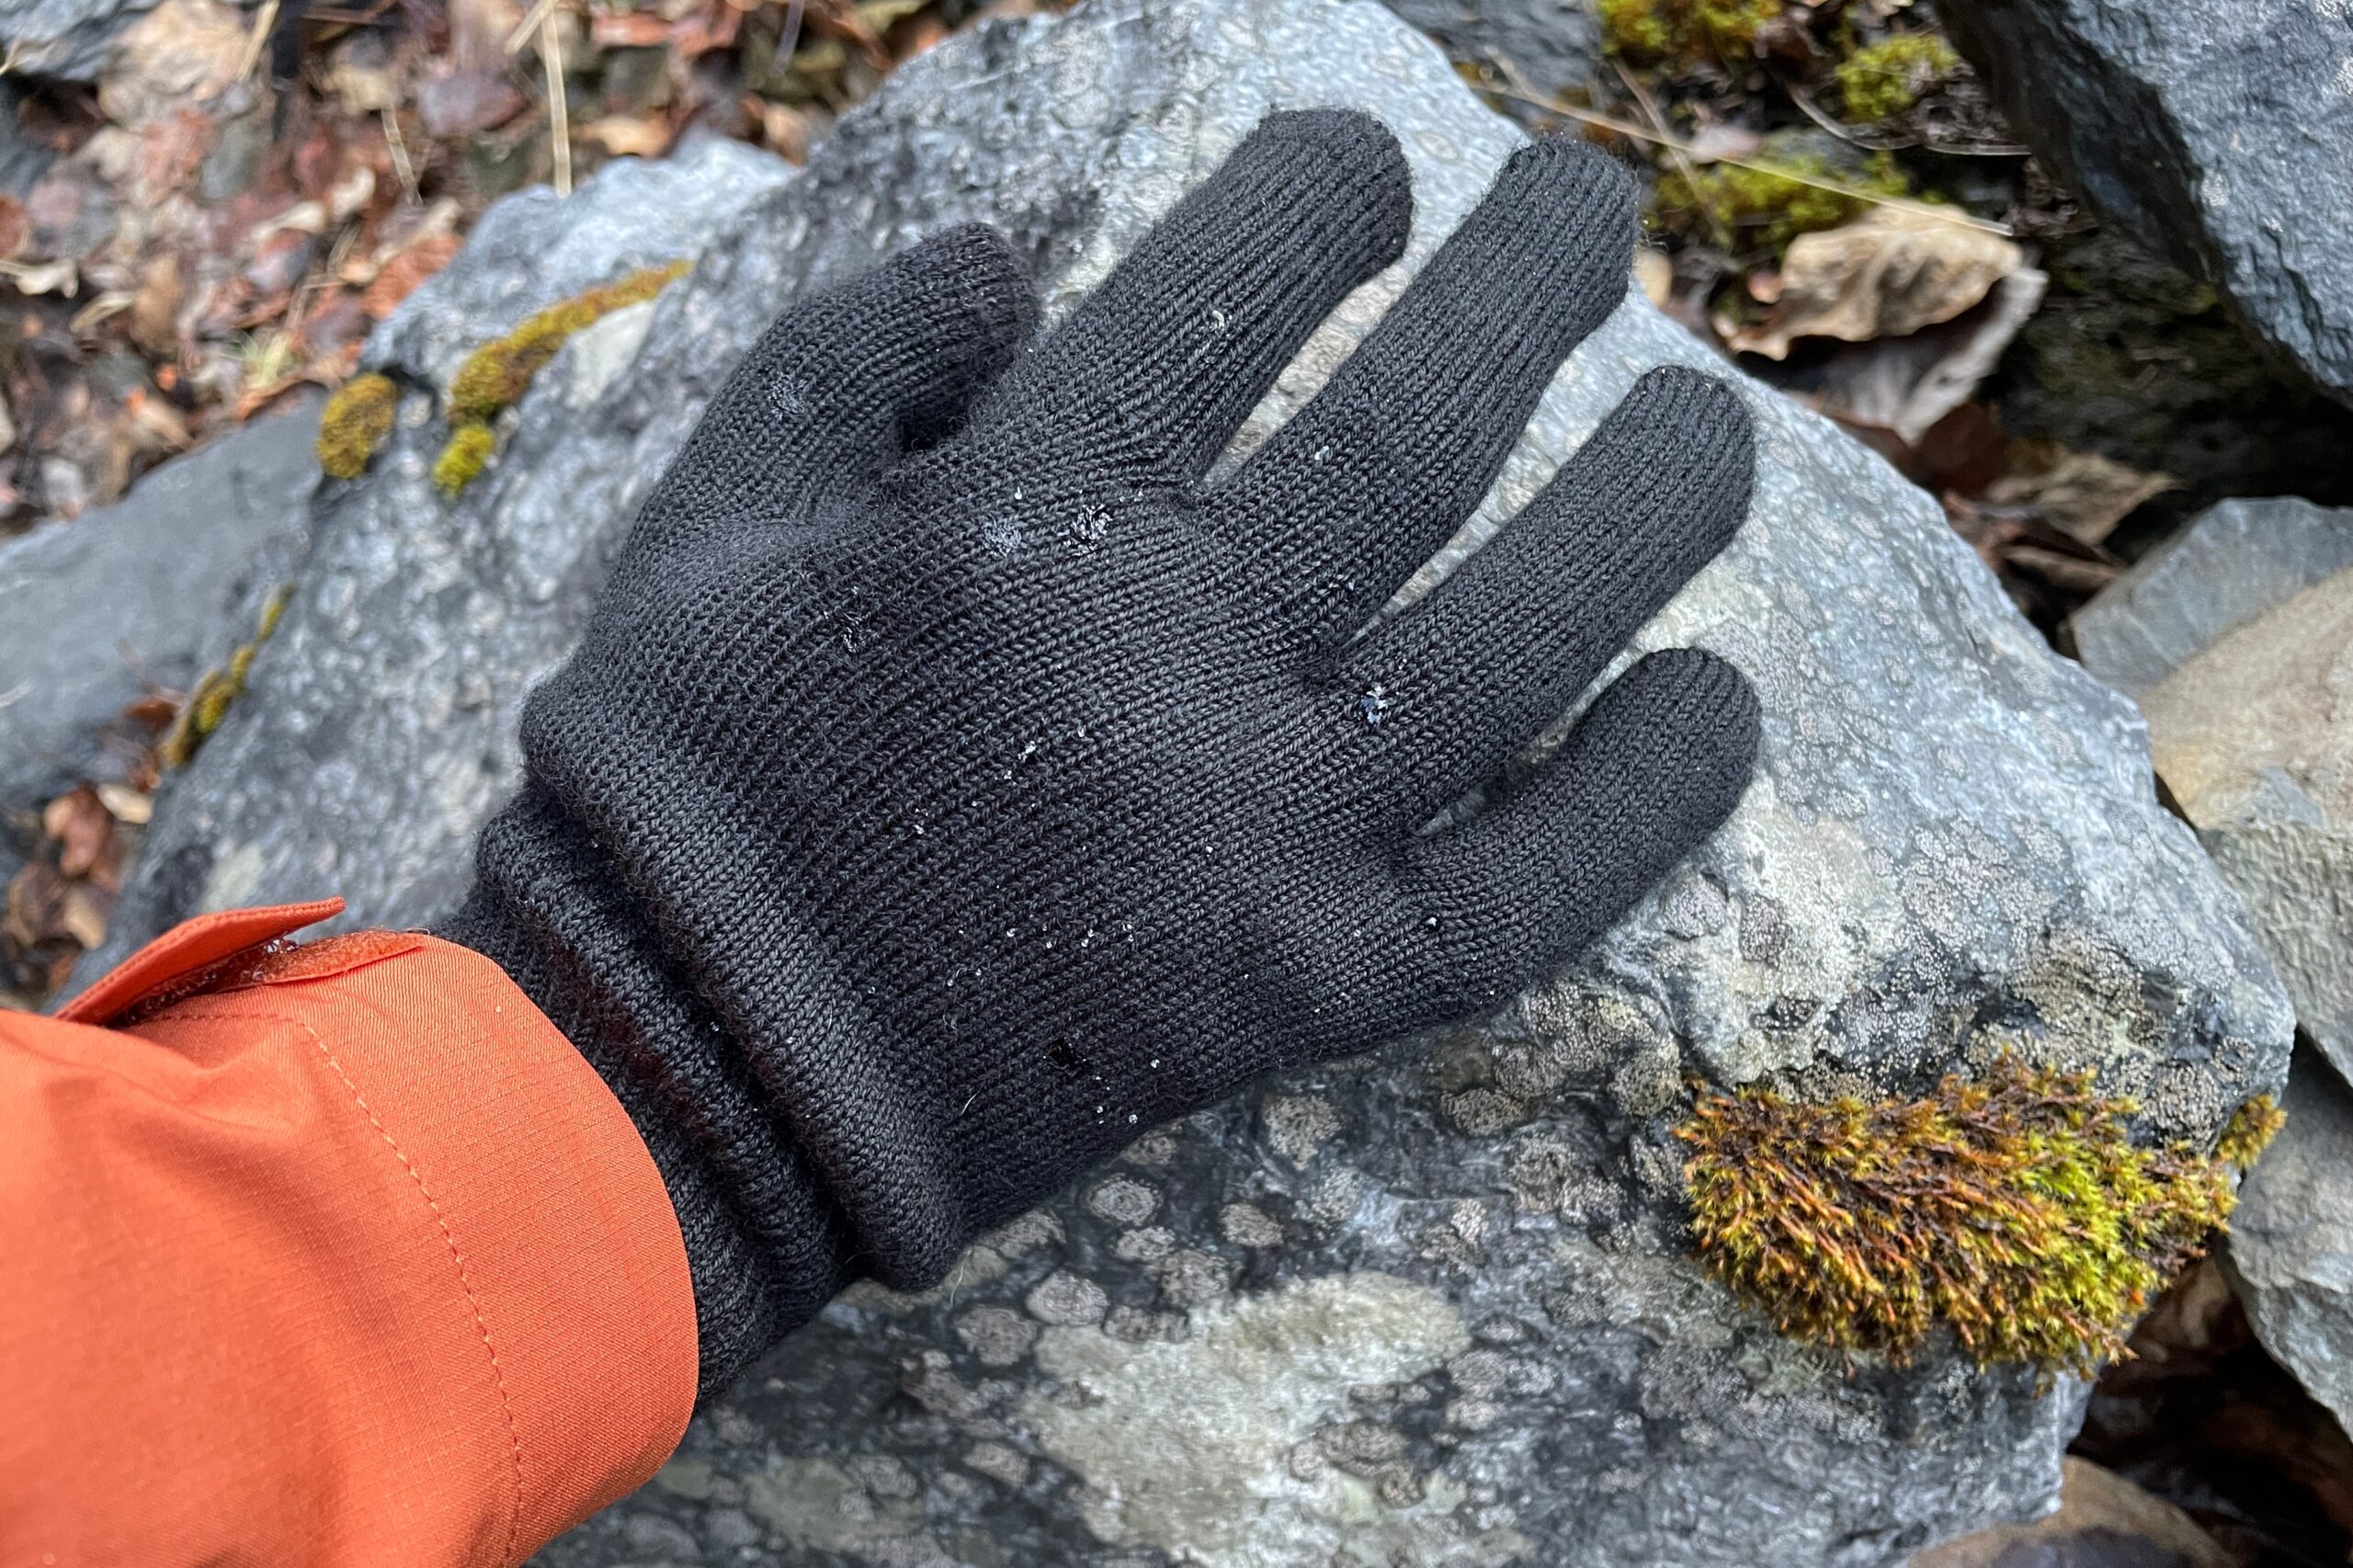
0,901,699,1567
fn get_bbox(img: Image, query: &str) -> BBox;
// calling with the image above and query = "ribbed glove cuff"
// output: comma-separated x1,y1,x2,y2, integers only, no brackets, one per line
444,781,857,1392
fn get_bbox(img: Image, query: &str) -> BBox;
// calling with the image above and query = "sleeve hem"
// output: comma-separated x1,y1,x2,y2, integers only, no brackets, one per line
80,914,700,1558
275,934,701,1554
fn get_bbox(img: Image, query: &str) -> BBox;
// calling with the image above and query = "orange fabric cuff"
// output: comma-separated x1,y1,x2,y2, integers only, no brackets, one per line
1,903,698,1566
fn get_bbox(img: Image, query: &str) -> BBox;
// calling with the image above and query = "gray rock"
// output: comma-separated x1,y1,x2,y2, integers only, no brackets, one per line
2222,1048,2353,1440
74,1,2291,1563
1905,1457,2233,1568
2073,498,2353,1086
1379,0,1603,106
1936,0,2353,403
0,82,57,198
0,395,320,886
2075,500,2353,1437
363,137,799,393
0,0,159,81
2071,497,2353,697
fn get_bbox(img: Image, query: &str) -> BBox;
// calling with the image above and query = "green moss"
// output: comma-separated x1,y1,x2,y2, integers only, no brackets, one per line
446,259,690,426
1597,0,1675,58
2216,1094,2285,1170
427,260,692,496
1600,0,1785,63
433,422,496,496
1655,149,1911,256
1677,1051,2240,1377
1836,33,1961,121
161,584,295,767
316,373,399,481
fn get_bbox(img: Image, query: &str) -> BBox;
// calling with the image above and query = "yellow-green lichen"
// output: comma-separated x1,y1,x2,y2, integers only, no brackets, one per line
1655,150,1911,256
1600,0,1785,63
161,584,294,767
433,422,496,496
316,373,399,480
1677,1052,2241,1377
1836,34,1961,122
445,258,690,426
2216,1094,2285,1171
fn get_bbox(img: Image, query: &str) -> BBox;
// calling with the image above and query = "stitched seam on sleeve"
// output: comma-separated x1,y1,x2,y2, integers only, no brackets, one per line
178,1004,530,1567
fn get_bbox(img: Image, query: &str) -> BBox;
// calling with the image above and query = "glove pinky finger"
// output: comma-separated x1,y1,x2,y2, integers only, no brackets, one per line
1397,647,1760,1006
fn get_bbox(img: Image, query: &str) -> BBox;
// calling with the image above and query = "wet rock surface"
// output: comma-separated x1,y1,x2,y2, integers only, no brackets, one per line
1937,0,2353,405
66,1,2292,1562
0,393,319,888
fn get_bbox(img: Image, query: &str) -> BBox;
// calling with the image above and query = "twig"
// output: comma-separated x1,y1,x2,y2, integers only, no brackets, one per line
778,0,806,61
1777,70,1907,151
1776,68,2030,158
1607,55,1735,251
381,106,420,205
505,0,562,55
302,0,398,26
235,0,280,81
540,14,572,196
1482,82,2015,237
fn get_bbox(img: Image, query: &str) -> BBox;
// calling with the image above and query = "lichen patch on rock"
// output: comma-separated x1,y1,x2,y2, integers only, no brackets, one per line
1021,1273,1475,1565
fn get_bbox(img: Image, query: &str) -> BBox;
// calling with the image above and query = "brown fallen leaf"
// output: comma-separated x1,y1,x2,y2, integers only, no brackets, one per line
1730,206,2024,361
749,97,814,163
42,785,116,881
1632,247,1673,309
98,0,247,128
360,231,461,319
416,67,529,138
1943,492,2124,631
124,693,182,732
673,1,741,60
3,861,69,959
134,108,217,206
589,11,672,46
1999,544,2120,596
58,884,109,949
1801,267,2047,446
119,386,192,454
1985,441,2177,547
897,10,949,57
324,44,401,115
96,783,153,825
804,0,890,65
580,114,676,158
129,253,184,356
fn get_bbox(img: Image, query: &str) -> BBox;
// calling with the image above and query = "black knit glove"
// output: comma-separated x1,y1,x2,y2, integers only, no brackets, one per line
449,110,1760,1389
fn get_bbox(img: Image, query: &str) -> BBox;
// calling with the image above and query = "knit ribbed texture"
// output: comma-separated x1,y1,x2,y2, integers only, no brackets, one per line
448,111,1762,1393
